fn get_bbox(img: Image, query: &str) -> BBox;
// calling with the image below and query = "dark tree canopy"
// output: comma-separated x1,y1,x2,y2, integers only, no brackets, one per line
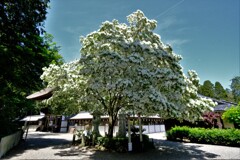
199,80,214,98
0,0,63,135
214,81,227,100
225,88,235,102
231,76,240,103
199,80,235,102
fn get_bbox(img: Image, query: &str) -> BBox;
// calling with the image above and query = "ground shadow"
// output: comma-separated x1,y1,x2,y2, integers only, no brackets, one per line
3,133,71,159
54,139,219,160
3,132,221,160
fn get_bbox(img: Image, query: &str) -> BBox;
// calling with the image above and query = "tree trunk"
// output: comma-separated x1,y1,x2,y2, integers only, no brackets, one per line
107,101,121,138
92,112,101,136
92,111,101,145
108,114,117,138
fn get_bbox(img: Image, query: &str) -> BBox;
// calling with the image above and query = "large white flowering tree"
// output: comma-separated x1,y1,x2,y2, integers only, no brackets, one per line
41,10,215,137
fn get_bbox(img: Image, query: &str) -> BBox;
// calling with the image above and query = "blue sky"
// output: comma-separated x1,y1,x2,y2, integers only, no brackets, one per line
45,0,239,89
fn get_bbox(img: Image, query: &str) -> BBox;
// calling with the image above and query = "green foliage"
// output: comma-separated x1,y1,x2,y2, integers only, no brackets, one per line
231,76,240,103
167,126,240,147
166,126,190,141
199,80,234,102
222,104,240,129
225,88,235,102
96,137,128,152
0,0,63,135
96,134,154,152
199,80,214,97
214,81,227,100
43,33,64,65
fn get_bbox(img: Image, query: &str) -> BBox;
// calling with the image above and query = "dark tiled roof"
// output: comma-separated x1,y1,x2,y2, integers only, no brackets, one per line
198,94,237,112
212,99,237,112
214,104,232,112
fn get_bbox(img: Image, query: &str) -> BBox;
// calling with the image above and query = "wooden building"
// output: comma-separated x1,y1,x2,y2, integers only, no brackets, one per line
68,112,165,136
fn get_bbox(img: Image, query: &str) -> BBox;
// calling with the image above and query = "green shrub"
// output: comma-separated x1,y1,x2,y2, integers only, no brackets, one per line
222,104,240,129
167,126,240,147
96,137,128,152
96,134,154,152
188,128,207,143
167,126,190,141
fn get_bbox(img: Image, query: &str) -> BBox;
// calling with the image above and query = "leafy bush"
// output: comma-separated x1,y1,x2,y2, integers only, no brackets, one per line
202,112,222,128
167,126,240,147
188,128,210,144
0,121,23,139
222,104,240,129
96,137,128,152
166,126,190,141
96,134,154,152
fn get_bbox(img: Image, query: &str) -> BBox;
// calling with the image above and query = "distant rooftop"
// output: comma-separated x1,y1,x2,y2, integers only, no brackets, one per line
198,94,237,112
20,115,45,122
26,88,53,100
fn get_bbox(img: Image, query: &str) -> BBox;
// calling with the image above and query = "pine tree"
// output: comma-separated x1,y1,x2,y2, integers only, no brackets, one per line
199,80,214,97
231,76,240,103
214,81,227,100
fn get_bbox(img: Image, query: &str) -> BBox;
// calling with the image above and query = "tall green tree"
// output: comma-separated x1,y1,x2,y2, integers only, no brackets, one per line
214,81,227,100
41,10,214,138
225,88,235,102
0,0,63,135
199,80,214,97
231,76,240,103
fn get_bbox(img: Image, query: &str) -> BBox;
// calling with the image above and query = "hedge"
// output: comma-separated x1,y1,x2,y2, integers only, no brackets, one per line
167,126,240,147
96,134,154,152
96,137,128,152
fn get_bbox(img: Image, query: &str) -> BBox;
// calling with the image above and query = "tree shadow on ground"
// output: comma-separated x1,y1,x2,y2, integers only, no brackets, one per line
3,135,71,159
147,139,219,160
54,139,220,160
4,132,220,160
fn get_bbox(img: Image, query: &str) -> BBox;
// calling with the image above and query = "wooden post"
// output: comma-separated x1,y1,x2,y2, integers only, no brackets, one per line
128,114,132,151
72,128,76,145
138,113,143,151
24,121,29,141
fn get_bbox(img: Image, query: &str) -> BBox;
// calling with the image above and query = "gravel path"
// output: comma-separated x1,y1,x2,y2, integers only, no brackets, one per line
2,131,240,159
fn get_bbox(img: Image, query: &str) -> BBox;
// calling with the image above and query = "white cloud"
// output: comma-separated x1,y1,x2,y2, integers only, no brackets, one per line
154,0,185,19
166,39,190,46
63,26,85,35
158,17,176,31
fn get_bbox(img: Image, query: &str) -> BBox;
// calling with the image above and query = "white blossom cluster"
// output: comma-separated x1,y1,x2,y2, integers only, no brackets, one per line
41,10,214,120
